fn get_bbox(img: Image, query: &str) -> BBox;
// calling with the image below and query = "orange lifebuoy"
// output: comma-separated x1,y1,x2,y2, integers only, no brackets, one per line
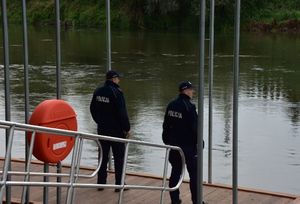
27,99,77,163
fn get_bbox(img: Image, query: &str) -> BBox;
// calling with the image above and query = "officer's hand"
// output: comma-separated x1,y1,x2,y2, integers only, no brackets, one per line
127,130,132,138
124,130,131,139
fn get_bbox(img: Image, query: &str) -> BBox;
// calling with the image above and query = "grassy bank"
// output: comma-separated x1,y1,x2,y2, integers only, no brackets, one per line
7,0,110,28
243,4,300,32
3,0,300,32
5,0,199,30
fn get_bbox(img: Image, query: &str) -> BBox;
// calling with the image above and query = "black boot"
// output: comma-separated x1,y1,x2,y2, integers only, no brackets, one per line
171,199,182,204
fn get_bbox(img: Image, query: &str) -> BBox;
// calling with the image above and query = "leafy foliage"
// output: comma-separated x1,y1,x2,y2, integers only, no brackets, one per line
2,0,300,30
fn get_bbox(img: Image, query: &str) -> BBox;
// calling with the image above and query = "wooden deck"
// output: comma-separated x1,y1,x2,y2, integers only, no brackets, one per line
1,159,299,204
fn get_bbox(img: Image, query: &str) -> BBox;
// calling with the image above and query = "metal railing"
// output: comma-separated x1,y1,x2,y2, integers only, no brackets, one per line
0,120,185,204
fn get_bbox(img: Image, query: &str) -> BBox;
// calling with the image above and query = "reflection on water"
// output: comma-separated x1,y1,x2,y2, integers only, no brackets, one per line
0,26,300,194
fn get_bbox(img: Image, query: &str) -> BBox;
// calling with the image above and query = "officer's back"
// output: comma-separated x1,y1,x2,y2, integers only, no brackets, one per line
163,82,197,147
90,72,130,138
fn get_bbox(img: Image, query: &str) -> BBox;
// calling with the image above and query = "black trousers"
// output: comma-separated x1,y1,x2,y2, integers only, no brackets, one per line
97,140,125,185
169,147,197,204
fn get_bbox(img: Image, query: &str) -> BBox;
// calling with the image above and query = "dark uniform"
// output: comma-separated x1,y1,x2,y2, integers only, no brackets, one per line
90,79,130,186
162,93,198,204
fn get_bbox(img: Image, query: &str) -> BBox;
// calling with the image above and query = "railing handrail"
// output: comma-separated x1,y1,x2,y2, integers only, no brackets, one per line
0,120,184,149
0,120,186,204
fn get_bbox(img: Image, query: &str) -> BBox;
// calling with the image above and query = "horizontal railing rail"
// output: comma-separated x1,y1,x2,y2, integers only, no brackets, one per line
0,120,186,204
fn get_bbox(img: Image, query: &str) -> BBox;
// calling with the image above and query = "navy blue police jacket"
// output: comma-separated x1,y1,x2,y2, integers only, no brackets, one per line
162,94,197,147
90,80,130,138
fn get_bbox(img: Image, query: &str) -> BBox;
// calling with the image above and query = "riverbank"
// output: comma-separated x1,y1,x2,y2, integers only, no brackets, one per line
3,0,300,33
246,20,300,33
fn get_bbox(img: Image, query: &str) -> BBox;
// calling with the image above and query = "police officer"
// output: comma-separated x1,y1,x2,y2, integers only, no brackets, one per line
90,70,130,192
162,81,204,204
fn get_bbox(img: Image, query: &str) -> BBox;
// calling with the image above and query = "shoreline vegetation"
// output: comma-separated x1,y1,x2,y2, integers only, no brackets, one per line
3,0,300,33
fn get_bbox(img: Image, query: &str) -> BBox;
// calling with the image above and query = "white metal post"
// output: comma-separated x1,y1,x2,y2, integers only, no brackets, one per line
106,0,112,71
208,0,215,184
21,0,30,202
232,0,241,203
1,0,11,202
197,0,206,203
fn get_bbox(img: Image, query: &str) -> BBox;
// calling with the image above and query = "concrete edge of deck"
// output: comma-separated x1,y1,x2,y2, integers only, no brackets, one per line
1,157,299,201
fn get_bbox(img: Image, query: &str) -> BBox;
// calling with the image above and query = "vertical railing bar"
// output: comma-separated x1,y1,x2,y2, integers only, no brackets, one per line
1,0,11,202
66,136,80,204
71,137,84,204
108,150,113,170
21,0,30,202
197,0,206,203
55,0,62,202
117,142,129,204
105,0,111,71
106,0,113,171
232,0,241,203
74,137,84,176
159,148,170,204
93,140,103,178
21,0,29,138
0,126,15,202
55,0,61,99
43,164,49,204
56,162,62,204
178,149,186,188
208,0,215,184
21,131,36,204
1,0,10,121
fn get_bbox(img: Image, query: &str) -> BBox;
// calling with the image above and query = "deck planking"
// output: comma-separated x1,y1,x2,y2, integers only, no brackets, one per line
1,159,298,204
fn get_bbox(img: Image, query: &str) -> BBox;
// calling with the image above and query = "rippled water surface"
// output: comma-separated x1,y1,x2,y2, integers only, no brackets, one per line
0,26,300,194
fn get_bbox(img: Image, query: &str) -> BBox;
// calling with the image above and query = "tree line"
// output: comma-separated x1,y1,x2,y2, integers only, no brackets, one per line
4,0,300,31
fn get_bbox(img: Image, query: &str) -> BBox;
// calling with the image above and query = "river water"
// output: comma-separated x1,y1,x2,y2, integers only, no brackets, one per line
0,26,300,195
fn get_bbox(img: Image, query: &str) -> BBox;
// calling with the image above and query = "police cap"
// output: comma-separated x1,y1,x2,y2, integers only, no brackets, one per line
106,70,121,79
178,81,193,92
